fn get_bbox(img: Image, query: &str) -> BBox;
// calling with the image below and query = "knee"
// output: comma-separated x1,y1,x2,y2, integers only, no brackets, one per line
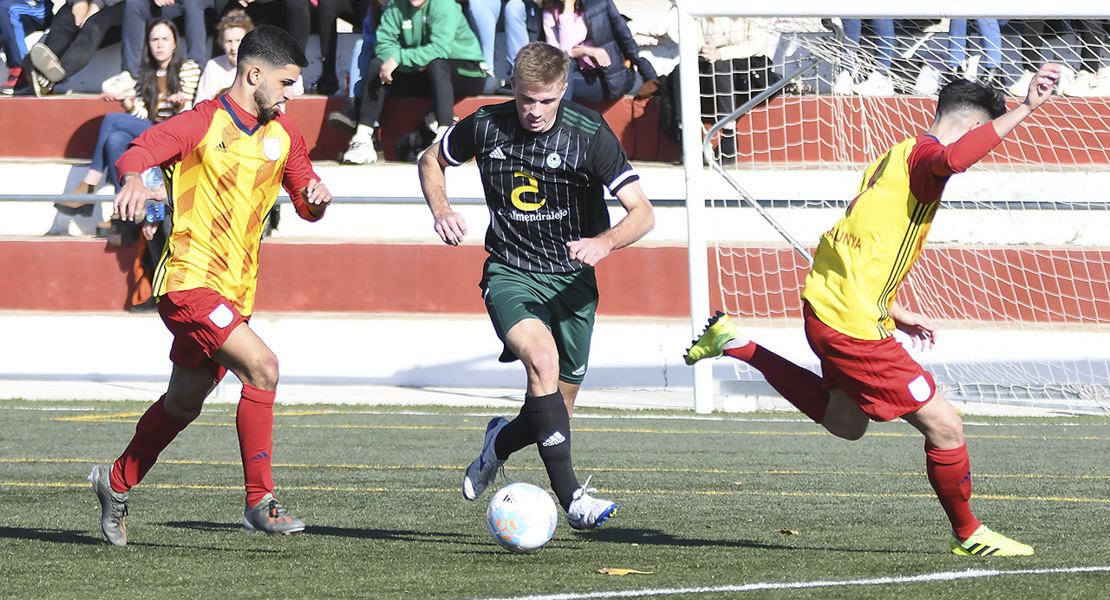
101,112,126,129
821,390,869,440
250,352,280,390
124,0,147,17
522,346,560,385
425,58,449,74
828,418,868,441
504,0,524,18
163,394,204,423
931,409,965,445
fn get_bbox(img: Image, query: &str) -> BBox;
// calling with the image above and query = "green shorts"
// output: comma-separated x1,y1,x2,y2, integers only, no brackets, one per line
480,258,599,384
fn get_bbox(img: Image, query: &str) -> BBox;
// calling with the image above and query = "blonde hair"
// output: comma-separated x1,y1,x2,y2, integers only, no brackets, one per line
216,8,254,38
513,42,570,89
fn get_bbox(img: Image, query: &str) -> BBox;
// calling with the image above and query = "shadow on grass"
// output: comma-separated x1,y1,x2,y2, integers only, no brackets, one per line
0,526,103,545
308,524,481,546
585,527,927,554
166,520,481,546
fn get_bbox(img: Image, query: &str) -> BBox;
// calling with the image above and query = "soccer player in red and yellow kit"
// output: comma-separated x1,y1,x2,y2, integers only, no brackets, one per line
685,63,1063,557
87,25,332,546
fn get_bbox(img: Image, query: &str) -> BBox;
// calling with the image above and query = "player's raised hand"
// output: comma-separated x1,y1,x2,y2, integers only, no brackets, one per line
114,171,166,222
567,237,615,267
1025,63,1062,110
434,210,467,246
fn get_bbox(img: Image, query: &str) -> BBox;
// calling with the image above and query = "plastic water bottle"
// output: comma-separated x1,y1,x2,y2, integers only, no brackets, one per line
143,167,167,223
142,166,164,189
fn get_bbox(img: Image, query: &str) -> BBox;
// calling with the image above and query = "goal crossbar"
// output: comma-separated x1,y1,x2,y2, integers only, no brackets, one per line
679,1,1110,20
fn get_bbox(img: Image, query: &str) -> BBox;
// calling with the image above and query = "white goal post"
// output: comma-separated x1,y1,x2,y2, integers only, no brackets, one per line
677,1,1110,414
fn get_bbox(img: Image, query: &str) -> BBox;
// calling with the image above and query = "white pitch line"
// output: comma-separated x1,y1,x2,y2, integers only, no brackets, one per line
461,566,1110,600
2,405,1108,428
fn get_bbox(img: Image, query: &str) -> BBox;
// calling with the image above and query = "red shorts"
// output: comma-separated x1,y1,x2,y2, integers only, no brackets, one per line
158,288,248,380
802,302,936,422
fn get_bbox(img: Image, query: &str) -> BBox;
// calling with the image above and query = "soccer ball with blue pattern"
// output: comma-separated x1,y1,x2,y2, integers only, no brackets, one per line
486,482,558,553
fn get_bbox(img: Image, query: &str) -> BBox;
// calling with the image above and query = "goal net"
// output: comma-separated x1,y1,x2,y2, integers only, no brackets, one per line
678,3,1110,414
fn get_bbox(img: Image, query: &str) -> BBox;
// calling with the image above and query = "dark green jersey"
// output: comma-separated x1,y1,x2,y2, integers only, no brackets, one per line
441,100,639,273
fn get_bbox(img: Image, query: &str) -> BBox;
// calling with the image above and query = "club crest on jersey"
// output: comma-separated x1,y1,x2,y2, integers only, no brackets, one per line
263,137,282,162
545,152,562,169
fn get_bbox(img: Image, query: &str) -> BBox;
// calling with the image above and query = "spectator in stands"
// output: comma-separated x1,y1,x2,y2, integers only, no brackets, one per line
0,0,52,94
19,0,126,96
324,0,383,150
110,0,212,94
836,19,896,96
56,19,200,216
466,0,541,93
540,0,658,104
193,8,251,102
312,0,369,95
625,0,678,79
946,19,1002,88
193,8,302,102
333,0,487,165
1063,20,1110,96
213,0,309,53
696,17,779,163
1006,20,1067,97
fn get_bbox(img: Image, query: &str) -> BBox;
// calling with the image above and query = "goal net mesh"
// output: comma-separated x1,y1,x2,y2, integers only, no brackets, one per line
693,15,1110,413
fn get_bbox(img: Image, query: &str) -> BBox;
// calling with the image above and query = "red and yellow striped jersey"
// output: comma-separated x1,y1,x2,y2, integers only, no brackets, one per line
117,95,323,316
802,124,1003,340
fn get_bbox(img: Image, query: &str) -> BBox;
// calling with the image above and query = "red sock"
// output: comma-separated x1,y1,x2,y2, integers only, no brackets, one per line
111,396,187,494
725,344,829,423
237,384,276,507
926,442,981,541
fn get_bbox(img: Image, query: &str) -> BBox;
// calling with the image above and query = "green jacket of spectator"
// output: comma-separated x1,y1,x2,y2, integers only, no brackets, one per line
375,0,486,78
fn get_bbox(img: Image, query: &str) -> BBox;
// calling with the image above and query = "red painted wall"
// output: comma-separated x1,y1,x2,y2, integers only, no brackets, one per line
0,95,680,163
4,239,1110,323
0,239,697,316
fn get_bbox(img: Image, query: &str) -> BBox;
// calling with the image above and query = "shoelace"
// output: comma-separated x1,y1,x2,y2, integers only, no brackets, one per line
266,499,285,519
110,498,128,523
575,475,599,499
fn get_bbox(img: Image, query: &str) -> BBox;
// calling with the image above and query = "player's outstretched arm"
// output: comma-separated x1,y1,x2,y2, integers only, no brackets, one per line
567,180,655,267
419,142,468,246
992,63,1061,140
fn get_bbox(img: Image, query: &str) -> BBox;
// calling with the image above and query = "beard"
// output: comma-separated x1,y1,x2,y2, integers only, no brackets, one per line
254,86,280,125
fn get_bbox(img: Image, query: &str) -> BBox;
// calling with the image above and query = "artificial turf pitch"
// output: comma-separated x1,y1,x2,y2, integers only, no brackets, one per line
0,399,1107,599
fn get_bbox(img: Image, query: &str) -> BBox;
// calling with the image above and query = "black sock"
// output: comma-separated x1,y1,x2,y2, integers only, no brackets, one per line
526,391,579,509
493,409,534,461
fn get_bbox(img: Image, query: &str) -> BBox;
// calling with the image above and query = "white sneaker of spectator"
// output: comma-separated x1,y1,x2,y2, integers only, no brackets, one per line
832,70,855,95
1062,69,1110,97
913,64,943,96
342,137,378,165
102,71,137,97
852,71,896,96
1007,70,1035,97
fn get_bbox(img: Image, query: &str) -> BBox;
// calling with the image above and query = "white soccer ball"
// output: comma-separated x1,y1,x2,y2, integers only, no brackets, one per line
486,482,558,553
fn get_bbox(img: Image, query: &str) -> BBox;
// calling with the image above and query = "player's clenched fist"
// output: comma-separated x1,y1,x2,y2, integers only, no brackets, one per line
1025,62,1062,109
